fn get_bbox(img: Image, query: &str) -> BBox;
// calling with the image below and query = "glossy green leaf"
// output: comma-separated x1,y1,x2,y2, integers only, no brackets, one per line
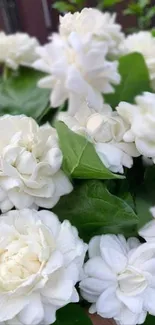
143,315,155,325
55,304,93,325
53,180,138,242
0,67,50,121
56,122,124,180
105,53,151,108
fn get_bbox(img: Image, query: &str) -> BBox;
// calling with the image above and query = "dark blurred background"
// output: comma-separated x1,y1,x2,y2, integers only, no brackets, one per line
0,0,142,44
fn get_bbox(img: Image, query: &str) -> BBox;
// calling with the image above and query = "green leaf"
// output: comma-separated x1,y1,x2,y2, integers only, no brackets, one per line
146,7,155,20
53,180,138,242
135,165,155,229
54,304,92,325
0,67,50,122
127,3,142,15
52,1,75,12
143,315,155,325
56,121,124,180
135,189,153,229
123,8,135,15
101,0,122,8
105,53,151,108
55,304,93,325
151,28,155,37
139,0,150,8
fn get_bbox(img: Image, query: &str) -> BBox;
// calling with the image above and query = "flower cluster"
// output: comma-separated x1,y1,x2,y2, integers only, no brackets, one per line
1,5,155,325
33,8,122,114
0,32,39,70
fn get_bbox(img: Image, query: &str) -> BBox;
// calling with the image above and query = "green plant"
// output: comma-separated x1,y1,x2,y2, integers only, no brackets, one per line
124,0,155,31
52,0,123,13
52,0,85,13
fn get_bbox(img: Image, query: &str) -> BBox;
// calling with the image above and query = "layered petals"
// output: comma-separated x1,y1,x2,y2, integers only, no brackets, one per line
80,234,155,325
0,115,72,212
0,209,87,324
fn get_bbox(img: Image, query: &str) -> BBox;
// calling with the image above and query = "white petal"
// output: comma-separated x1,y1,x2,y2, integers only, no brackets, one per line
96,288,121,318
116,290,143,314
53,170,73,197
42,251,64,276
43,303,57,325
118,308,147,325
35,196,60,209
89,236,101,258
139,220,155,242
51,82,68,107
18,294,44,325
95,143,124,174
42,277,74,307
0,295,28,322
57,220,83,265
8,189,34,209
144,288,155,315
84,256,116,282
100,235,127,273
44,147,62,174
80,277,109,296
38,210,60,236
16,151,37,175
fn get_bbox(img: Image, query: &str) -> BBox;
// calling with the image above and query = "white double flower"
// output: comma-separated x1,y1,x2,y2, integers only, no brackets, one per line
80,234,155,325
0,115,72,212
0,209,87,324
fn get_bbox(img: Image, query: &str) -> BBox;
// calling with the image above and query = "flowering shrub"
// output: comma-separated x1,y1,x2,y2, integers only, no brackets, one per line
0,6,155,325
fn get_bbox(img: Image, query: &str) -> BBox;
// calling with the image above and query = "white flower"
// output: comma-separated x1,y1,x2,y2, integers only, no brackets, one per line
59,102,139,174
80,234,155,325
117,92,155,162
0,115,72,212
0,209,87,324
33,31,120,114
139,207,155,242
0,32,39,70
119,31,155,89
59,8,124,57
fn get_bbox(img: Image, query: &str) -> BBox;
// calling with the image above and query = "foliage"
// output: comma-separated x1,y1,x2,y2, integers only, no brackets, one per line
53,180,138,242
0,67,50,122
123,0,155,31
105,52,151,108
52,0,123,13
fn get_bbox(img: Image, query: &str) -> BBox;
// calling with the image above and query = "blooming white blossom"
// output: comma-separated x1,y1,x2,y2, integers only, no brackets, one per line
117,92,155,162
119,31,155,89
33,29,120,114
80,234,155,325
0,209,87,324
139,207,155,242
59,102,139,174
0,32,39,70
59,8,124,57
0,115,72,212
